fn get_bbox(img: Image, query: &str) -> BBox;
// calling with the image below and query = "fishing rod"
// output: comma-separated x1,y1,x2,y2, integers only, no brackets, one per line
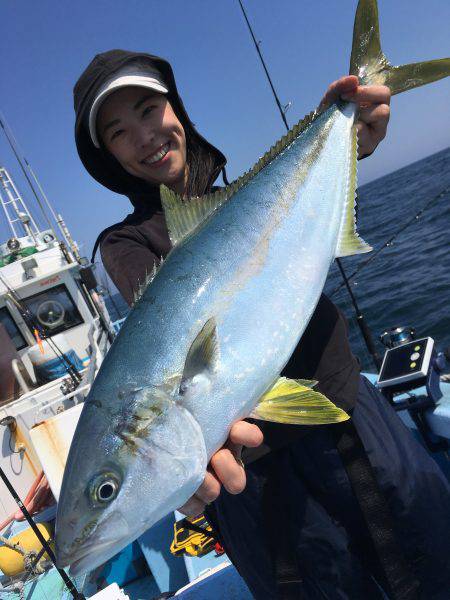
236,0,382,370
101,272,124,320
0,464,85,599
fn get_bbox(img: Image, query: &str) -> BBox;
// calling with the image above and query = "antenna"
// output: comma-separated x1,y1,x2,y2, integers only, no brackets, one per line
0,111,84,261
0,167,39,242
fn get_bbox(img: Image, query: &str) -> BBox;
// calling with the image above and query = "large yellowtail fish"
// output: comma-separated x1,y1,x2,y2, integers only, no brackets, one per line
56,0,450,575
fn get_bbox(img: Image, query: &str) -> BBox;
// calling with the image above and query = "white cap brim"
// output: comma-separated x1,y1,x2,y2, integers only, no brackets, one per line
89,74,169,148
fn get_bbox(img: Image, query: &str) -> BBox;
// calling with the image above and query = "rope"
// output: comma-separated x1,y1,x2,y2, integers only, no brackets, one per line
0,534,47,576
0,534,26,555
330,186,450,298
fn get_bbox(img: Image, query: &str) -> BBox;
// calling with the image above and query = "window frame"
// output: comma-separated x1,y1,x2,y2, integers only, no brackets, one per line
21,283,84,338
0,305,28,351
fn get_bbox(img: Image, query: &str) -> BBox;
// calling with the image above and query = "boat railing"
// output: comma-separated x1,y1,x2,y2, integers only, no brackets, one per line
11,358,32,395
35,384,90,411
112,317,126,334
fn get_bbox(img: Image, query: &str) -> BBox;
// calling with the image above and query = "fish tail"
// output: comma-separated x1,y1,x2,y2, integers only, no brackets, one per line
350,0,450,95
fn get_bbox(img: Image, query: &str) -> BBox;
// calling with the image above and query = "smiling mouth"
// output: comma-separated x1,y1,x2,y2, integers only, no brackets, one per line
141,142,171,166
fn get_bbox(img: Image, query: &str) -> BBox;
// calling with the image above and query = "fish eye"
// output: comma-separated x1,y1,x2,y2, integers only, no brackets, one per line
89,472,121,506
98,481,117,502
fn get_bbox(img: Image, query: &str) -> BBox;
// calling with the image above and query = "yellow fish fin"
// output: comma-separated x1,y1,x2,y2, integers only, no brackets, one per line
250,377,350,425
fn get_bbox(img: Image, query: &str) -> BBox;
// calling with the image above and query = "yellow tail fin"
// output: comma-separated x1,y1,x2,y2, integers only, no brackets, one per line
351,0,450,95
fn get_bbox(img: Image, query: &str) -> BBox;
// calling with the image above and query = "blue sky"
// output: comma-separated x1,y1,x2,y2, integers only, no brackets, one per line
0,0,449,266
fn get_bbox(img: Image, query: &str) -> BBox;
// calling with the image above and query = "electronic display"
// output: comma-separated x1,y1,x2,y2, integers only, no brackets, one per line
377,337,434,389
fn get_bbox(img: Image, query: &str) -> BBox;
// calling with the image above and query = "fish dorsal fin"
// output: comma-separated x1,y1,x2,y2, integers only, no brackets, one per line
160,186,232,246
182,318,219,383
161,109,320,246
132,261,160,306
250,377,349,425
335,124,372,258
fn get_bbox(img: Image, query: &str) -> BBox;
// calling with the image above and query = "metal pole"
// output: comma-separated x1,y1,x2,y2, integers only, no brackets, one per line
0,115,59,240
27,161,70,244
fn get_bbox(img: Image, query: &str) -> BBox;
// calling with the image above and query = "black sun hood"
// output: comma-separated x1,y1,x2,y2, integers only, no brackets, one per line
74,49,226,209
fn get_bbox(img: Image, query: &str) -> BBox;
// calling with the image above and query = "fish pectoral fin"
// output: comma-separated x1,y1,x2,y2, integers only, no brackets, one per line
250,377,350,425
181,318,219,386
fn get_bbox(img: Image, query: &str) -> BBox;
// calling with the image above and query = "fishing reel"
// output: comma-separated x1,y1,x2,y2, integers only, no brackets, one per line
377,326,448,452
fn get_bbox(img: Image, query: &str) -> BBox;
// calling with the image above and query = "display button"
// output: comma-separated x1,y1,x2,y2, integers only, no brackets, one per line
410,362,417,369
410,352,420,361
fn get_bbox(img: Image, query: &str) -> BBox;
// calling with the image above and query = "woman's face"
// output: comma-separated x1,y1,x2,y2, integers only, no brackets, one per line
97,87,188,194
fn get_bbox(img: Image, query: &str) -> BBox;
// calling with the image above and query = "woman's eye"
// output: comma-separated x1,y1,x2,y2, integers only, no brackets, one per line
110,129,124,141
142,105,156,117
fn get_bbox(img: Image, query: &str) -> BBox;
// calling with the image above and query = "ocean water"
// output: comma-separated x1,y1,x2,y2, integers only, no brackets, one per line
106,147,450,373
325,146,450,371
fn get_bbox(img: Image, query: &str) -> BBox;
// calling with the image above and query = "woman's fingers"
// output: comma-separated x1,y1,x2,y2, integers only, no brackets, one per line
337,83,391,158
177,471,221,517
320,77,391,109
341,85,391,106
356,101,390,157
211,421,262,495
210,447,246,495
195,470,222,504
228,421,264,448
177,495,206,518
358,103,391,128
177,420,264,515
319,75,359,109
320,76,391,159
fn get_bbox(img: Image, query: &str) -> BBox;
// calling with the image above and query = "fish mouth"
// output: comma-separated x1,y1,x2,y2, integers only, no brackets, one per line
65,538,122,576
61,502,180,575
56,511,130,574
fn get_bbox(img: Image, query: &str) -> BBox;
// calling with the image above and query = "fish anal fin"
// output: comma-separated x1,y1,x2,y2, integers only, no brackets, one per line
335,123,372,258
250,377,349,425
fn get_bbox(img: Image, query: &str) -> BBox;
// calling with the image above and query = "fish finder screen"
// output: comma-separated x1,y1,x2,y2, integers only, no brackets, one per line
378,338,432,386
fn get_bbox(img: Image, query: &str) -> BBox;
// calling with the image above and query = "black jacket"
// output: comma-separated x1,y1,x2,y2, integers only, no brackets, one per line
74,50,360,455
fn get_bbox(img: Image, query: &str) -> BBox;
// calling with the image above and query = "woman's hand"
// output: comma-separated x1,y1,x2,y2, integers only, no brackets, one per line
178,420,263,517
319,75,391,159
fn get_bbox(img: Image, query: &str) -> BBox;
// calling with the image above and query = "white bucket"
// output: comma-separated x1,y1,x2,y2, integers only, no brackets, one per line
27,332,71,368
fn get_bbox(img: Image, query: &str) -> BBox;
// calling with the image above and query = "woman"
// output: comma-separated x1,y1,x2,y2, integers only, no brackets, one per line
73,50,450,598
